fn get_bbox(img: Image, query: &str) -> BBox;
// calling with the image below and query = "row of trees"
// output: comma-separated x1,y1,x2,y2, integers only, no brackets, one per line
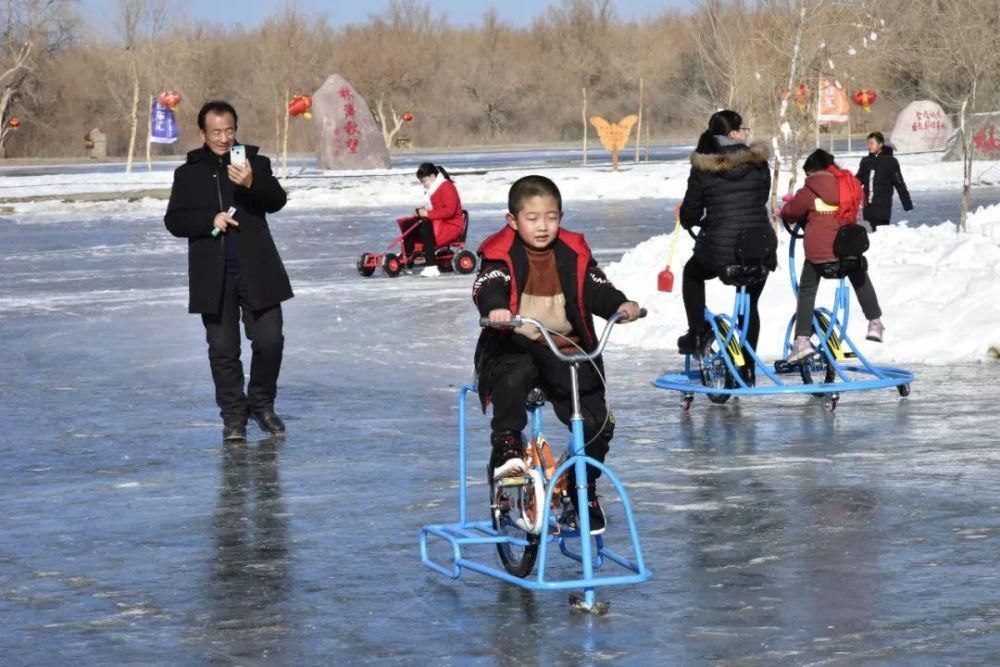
2,1,998,198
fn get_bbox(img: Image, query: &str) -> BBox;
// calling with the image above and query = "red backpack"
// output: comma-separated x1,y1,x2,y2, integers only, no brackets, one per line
829,165,864,223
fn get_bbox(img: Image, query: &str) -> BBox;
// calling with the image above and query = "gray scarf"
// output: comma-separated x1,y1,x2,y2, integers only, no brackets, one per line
715,135,745,147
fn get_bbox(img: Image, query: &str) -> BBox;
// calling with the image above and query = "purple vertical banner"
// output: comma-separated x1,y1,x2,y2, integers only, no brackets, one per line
150,100,178,144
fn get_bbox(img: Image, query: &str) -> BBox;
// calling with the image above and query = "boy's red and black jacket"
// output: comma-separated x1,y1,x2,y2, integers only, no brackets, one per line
472,225,627,408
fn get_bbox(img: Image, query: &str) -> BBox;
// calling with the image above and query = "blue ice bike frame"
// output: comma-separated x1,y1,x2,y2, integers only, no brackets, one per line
653,223,913,409
420,312,650,614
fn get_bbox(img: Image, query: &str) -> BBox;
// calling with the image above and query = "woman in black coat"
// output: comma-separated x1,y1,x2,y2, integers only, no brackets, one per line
855,131,913,231
677,110,775,382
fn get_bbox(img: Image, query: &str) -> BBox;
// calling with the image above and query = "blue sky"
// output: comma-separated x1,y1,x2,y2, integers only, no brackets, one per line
83,0,693,31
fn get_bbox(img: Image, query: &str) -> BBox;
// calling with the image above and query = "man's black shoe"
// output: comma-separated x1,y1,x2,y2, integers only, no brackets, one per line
223,422,247,442
251,410,286,436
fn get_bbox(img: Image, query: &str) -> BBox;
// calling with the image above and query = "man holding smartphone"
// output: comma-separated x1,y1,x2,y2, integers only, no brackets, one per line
165,101,293,442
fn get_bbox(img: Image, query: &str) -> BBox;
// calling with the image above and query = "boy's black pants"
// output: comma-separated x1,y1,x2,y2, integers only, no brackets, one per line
488,340,612,484
201,273,284,423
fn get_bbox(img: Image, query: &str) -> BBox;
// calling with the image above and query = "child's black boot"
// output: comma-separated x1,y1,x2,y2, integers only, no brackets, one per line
488,430,526,482
562,483,606,535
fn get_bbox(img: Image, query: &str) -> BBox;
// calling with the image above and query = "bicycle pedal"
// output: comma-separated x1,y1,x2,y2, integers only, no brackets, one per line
496,476,530,487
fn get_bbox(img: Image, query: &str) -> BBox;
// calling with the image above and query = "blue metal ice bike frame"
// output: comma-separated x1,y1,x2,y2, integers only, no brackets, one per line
653,223,913,409
420,312,650,614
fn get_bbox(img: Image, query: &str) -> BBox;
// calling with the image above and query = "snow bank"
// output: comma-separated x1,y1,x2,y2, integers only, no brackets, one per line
5,149,999,214
604,204,1000,364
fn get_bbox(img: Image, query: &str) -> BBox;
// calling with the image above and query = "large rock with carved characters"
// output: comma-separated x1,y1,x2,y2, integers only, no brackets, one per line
313,74,391,170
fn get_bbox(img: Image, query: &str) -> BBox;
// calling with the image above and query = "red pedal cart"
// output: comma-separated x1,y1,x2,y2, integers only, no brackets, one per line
356,210,478,278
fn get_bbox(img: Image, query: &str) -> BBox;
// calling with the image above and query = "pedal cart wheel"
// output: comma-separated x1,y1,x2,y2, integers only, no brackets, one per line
452,249,478,275
699,317,737,404
356,253,377,277
490,474,540,578
383,252,403,278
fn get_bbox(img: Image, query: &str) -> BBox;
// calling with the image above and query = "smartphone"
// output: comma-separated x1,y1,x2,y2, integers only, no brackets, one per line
230,144,246,167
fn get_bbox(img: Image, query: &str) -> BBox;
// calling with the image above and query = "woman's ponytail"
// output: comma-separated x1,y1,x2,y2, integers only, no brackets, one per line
695,129,719,154
695,109,744,154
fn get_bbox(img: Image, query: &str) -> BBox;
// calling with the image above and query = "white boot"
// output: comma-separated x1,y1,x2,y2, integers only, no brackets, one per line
786,336,816,364
866,318,884,343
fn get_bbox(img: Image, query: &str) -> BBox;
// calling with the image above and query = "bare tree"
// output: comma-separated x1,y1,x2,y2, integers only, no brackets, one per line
912,0,1000,230
335,0,438,147
0,0,76,157
745,0,885,216
114,0,169,173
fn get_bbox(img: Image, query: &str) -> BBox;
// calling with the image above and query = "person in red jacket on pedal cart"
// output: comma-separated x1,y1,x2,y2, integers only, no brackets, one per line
397,162,465,276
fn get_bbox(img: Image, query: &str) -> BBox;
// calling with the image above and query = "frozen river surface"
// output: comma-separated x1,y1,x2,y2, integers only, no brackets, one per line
2,196,1000,665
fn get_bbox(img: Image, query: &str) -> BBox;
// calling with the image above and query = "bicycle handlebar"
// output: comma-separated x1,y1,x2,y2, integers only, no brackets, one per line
783,219,805,239
479,308,647,363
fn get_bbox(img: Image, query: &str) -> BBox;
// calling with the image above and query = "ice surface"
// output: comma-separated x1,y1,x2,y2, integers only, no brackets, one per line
2,150,1000,663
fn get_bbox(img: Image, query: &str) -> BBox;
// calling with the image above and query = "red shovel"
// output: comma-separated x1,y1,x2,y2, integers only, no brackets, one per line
657,204,683,292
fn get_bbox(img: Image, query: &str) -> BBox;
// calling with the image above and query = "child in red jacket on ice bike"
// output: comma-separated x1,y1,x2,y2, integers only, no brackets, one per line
780,149,885,363
473,175,642,534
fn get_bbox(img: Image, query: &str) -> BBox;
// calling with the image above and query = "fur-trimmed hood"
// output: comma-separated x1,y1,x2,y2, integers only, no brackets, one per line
690,141,771,173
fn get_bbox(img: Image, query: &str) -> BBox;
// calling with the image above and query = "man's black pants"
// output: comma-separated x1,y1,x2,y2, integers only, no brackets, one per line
488,341,613,484
202,273,284,423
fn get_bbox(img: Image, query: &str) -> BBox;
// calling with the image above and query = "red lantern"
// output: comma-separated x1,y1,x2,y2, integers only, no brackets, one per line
159,90,182,111
288,94,313,119
852,89,877,113
8,117,22,130
795,84,811,112
402,111,414,123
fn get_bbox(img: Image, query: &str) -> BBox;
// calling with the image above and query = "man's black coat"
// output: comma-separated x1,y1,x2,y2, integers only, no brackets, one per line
856,144,913,226
164,144,292,314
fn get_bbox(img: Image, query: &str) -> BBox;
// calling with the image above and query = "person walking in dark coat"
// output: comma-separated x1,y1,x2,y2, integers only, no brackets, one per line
677,109,776,385
855,131,913,231
164,101,293,442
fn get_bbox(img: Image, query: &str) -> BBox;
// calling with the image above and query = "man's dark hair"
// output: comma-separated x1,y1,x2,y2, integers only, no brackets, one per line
198,101,239,130
867,131,885,145
508,175,562,215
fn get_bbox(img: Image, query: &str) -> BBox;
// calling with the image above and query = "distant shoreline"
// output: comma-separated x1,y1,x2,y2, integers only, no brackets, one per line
0,139,697,168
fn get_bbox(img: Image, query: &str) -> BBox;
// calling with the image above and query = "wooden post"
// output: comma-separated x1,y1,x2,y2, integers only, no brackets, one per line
281,88,289,180
847,108,853,153
582,87,588,166
645,115,651,162
635,77,643,164
146,94,153,172
125,59,140,174
815,73,822,149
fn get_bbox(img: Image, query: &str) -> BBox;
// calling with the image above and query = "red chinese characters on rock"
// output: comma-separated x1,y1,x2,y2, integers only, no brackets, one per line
338,86,359,154
911,109,948,133
912,120,949,132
